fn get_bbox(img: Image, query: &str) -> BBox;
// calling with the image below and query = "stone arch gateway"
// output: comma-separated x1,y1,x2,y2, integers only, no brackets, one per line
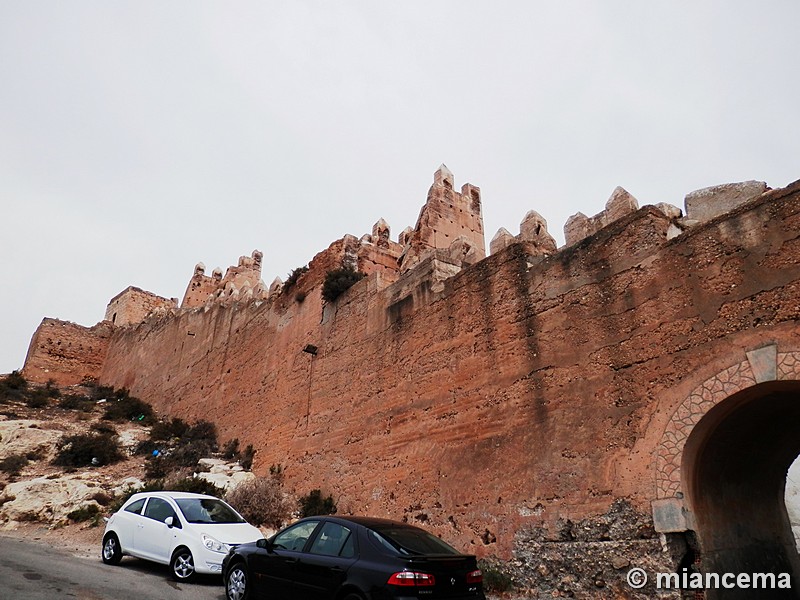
654,344,800,597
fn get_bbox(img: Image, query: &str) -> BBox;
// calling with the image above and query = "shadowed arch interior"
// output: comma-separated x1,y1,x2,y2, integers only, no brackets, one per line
682,381,800,599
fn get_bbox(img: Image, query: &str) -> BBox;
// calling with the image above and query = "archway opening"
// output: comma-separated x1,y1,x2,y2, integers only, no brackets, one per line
683,381,800,598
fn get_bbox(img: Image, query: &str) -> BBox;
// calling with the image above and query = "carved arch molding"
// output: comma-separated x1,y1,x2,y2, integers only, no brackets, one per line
656,344,800,501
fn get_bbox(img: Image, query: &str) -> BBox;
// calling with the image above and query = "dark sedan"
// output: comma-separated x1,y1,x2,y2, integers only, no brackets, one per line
222,515,486,600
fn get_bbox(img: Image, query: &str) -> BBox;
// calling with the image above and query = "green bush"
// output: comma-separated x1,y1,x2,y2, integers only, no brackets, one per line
58,393,95,412
226,477,292,528
149,417,190,442
52,433,124,468
0,371,27,403
240,444,256,471
67,503,103,527
90,421,118,436
166,476,225,498
102,392,155,424
322,267,365,303
299,489,337,517
184,420,217,445
284,265,309,290
143,454,169,479
142,418,219,480
3,371,27,391
0,453,29,476
24,389,50,409
477,560,515,594
222,438,240,460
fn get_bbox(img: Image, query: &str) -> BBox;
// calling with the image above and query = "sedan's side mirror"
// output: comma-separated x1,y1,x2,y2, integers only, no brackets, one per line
256,538,271,550
165,516,174,528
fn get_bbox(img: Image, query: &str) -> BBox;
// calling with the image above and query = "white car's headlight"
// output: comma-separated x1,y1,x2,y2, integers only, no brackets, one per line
202,534,230,554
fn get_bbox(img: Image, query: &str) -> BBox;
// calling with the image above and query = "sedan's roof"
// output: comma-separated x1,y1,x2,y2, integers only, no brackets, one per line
316,515,418,529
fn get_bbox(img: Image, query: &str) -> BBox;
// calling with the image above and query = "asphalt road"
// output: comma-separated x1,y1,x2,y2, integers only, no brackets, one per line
0,535,225,600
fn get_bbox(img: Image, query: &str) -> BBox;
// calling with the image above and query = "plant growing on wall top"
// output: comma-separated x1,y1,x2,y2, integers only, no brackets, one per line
322,266,365,303
284,265,309,290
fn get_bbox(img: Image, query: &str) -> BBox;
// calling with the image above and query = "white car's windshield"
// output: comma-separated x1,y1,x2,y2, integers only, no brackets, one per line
175,498,245,524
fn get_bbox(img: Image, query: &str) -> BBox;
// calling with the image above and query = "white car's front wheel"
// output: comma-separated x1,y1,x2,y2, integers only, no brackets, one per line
101,533,122,565
170,547,196,582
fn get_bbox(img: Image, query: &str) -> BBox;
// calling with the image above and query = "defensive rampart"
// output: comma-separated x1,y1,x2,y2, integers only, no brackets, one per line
22,171,800,598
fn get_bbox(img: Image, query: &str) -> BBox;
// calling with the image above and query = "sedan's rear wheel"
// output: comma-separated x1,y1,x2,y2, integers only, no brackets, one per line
170,547,196,582
226,563,249,600
101,533,122,565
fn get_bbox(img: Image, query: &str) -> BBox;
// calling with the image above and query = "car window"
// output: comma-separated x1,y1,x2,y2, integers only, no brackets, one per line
309,522,354,558
370,526,458,556
273,520,320,552
143,497,178,524
124,498,146,515
176,498,245,524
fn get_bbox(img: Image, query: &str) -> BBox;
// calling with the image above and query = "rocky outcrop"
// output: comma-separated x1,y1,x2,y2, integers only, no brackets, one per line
196,458,255,491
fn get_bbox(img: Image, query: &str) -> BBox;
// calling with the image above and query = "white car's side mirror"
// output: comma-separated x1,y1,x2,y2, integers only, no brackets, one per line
165,516,174,528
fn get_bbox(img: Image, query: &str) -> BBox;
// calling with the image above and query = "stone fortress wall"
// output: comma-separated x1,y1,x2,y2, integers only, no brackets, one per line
22,167,800,597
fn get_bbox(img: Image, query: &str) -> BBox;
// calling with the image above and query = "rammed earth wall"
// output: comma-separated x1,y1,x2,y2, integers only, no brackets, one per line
25,180,800,598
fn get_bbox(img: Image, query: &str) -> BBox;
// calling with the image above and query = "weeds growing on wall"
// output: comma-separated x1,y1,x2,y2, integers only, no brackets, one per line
284,265,309,289
322,267,366,303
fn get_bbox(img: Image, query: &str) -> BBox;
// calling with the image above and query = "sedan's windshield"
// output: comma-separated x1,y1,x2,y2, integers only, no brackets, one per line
175,498,245,524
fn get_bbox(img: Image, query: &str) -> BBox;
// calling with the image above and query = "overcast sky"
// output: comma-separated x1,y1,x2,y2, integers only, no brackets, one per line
1,1,798,375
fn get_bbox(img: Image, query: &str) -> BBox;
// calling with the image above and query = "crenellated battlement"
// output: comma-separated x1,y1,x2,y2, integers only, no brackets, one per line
181,249,267,308
398,164,486,273
61,168,791,334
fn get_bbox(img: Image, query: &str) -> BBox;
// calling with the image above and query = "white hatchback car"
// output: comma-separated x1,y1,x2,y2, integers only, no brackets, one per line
102,491,263,581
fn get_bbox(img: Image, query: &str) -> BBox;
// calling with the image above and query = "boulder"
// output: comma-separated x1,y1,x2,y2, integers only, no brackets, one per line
0,420,61,459
1,475,101,524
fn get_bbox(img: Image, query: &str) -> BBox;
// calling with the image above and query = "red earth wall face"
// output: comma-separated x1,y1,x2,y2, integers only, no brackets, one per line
22,318,113,385
93,186,800,588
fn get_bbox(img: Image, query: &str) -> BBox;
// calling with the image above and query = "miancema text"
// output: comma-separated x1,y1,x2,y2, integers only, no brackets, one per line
658,571,792,590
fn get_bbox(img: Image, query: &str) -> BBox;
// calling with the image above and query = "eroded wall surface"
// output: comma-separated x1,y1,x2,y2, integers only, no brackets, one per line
93,183,800,575
21,176,800,597
22,318,113,386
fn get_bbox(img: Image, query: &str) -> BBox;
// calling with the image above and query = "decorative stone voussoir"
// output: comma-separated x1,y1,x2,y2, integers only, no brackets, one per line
655,344,790,500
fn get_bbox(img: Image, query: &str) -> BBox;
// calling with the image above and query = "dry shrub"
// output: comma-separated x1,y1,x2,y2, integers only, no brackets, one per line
226,477,293,529
52,432,124,467
0,453,28,476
